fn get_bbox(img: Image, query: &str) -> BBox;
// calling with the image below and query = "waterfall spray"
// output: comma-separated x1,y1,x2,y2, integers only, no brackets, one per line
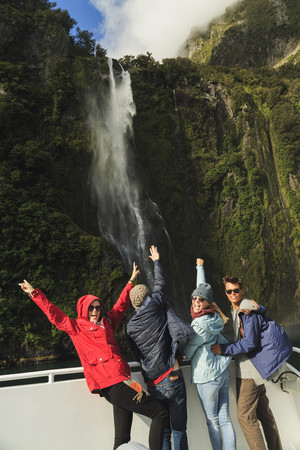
89,59,161,282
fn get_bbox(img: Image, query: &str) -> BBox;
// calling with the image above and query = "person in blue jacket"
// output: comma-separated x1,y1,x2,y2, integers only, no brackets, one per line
184,259,236,450
126,245,194,450
212,275,292,450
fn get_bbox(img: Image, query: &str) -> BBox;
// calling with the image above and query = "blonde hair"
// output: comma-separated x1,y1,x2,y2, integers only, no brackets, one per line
211,302,229,324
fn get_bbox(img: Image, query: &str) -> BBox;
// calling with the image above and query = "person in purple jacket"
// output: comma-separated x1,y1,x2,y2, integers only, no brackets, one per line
211,276,292,450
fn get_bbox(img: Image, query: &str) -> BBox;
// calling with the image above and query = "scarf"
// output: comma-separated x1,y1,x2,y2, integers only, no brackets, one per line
190,305,215,321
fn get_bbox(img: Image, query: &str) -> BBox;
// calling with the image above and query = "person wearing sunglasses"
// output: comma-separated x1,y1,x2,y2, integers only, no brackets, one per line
19,263,168,450
211,276,292,450
183,259,236,450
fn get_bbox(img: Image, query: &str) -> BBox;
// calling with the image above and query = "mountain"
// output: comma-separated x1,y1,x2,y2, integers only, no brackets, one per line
0,0,299,365
182,0,299,68
124,54,299,322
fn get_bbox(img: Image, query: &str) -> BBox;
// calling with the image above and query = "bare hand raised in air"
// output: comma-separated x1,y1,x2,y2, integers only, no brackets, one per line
129,262,140,282
19,280,34,295
149,245,159,262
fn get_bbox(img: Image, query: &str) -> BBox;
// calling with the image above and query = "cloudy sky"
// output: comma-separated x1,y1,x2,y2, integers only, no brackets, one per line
55,0,237,60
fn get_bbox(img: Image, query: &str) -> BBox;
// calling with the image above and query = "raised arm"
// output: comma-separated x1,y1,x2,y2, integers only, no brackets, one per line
129,262,140,283
196,258,206,287
19,279,34,296
149,245,165,298
19,280,76,334
149,245,160,263
109,262,140,329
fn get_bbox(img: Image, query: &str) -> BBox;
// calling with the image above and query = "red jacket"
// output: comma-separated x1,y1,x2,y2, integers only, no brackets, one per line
30,283,133,392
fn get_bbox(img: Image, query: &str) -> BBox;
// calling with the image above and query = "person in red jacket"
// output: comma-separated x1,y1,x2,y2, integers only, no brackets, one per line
19,263,168,450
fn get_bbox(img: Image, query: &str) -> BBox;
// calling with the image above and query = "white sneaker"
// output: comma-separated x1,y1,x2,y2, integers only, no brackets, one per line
116,442,149,450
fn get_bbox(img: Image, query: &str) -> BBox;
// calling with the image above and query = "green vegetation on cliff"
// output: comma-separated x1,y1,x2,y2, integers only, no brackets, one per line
0,0,128,365
123,54,299,321
0,0,299,366
186,0,300,68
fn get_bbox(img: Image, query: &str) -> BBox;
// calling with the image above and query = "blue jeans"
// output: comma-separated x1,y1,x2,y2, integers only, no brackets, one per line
148,369,188,450
196,368,236,450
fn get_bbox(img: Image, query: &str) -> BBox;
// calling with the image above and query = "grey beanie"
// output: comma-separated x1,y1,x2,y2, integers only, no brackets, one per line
130,284,149,309
192,283,213,303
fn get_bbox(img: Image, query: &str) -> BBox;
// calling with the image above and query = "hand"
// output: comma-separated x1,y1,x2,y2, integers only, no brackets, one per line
149,245,159,261
19,279,34,295
196,258,204,266
211,344,221,355
129,262,140,282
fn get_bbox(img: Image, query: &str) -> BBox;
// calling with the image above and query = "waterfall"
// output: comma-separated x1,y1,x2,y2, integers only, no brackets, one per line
88,59,161,283
173,89,178,112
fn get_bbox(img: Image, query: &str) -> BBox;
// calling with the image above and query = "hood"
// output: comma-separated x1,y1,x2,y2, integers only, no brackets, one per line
76,294,105,321
237,299,266,316
192,313,224,335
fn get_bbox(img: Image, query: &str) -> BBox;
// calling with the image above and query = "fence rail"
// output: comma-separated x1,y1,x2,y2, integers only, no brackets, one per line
0,349,299,386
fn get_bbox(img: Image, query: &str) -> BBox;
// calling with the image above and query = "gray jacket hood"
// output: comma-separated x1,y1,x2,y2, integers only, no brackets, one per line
236,299,266,317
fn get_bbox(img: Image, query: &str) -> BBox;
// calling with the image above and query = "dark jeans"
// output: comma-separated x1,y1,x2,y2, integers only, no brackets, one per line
148,370,188,450
102,381,168,450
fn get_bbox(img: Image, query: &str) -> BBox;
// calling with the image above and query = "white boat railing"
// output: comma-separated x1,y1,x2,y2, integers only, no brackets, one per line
0,353,300,449
0,348,299,385
0,361,141,384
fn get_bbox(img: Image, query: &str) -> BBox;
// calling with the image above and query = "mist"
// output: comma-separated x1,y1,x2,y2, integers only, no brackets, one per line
90,0,238,60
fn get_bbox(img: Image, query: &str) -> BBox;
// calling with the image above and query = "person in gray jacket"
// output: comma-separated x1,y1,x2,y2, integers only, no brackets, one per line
184,259,236,450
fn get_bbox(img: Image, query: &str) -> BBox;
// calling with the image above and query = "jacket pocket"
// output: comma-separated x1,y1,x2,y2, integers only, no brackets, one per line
84,351,111,365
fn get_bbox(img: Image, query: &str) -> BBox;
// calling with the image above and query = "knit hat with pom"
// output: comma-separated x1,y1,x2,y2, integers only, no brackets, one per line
130,284,149,309
192,283,213,303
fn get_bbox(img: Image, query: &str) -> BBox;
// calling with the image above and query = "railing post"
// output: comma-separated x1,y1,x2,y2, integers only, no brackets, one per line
48,373,54,384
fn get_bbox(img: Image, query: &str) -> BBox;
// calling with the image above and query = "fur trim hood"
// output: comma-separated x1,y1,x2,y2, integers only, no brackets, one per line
237,299,266,316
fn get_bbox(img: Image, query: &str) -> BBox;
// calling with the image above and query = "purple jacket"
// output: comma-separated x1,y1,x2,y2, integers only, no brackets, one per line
220,299,292,379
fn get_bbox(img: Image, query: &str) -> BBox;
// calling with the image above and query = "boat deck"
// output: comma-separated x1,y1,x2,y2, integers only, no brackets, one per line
0,358,299,449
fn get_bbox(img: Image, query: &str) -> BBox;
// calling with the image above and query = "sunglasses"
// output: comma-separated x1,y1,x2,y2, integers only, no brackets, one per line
88,305,101,312
192,296,206,302
226,288,240,294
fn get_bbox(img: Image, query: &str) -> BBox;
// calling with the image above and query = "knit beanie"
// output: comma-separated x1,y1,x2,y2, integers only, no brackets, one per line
192,283,213,303
130,284,149,309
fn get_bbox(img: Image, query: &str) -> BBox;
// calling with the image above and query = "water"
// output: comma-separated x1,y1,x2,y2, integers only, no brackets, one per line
0,358,81,376
88,59,172,284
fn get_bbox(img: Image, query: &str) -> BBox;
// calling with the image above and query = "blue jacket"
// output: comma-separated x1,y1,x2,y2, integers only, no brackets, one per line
126,260,194,382
184,313,231,383
220,299,292,379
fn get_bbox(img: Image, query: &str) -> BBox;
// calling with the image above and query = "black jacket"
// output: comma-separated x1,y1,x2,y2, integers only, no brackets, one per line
126,260,194,381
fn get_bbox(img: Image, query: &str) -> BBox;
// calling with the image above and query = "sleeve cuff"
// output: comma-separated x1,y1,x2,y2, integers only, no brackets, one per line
30,288,40,298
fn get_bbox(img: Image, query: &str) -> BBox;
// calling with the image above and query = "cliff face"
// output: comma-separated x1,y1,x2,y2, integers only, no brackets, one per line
0,0,299,364
0,1,128,365
183,0,300,68
128,59,299,322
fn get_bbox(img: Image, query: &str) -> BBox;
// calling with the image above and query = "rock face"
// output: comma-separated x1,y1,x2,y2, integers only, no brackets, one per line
129,67,299,323
183,0,300,68
0,0,299,364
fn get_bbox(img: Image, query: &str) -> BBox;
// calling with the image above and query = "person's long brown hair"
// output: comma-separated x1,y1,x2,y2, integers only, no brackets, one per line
211,302,229,324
